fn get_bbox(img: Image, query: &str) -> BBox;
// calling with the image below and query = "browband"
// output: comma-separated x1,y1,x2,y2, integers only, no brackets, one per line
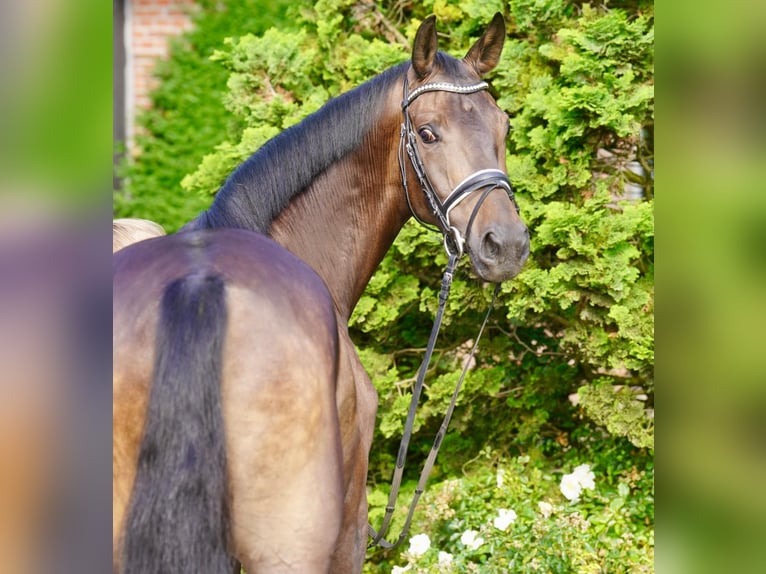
402,81,489,109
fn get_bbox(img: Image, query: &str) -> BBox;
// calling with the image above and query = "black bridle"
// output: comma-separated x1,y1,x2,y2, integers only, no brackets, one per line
367,74,518,549
398,75,519,258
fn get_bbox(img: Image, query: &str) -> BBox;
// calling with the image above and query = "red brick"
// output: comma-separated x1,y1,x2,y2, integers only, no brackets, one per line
127,0,196,115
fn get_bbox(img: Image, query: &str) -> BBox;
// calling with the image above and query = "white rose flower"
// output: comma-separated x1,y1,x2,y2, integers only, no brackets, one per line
460,529,485,550
572,464,595,491
559,472,583,501
492,508,517,531
538,501,554,518
392,565,411,574
407,533,431,557
561,464,597,501
438,551,454,566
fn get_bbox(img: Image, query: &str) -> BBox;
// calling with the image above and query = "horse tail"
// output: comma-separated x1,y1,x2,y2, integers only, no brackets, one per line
122,273,235,574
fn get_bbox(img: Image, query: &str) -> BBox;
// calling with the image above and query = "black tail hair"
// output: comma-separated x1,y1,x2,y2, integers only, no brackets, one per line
122,274,234,574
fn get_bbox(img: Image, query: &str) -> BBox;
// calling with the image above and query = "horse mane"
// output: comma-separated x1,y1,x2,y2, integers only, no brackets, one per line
198,62,410,233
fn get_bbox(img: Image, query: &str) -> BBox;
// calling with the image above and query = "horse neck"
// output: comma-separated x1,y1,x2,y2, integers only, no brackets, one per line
268,109,410,321
190,66,414,321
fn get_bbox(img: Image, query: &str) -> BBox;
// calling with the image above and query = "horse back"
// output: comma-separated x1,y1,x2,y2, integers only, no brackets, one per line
113,228,339,362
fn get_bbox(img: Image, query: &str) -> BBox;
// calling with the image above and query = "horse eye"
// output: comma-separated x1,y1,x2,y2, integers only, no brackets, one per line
418,127,438,144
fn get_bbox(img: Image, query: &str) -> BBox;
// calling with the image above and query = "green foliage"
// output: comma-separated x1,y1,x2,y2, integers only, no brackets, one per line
121,0,654,566
577,380,653,449
365,443,653,573
505,188,654,376
114,0,296,231
181,11,408,197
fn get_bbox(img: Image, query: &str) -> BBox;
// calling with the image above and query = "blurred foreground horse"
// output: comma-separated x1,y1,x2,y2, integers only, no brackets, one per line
112,218,165,253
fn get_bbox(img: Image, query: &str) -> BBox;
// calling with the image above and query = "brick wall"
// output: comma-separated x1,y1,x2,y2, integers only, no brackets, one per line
124,0,196,141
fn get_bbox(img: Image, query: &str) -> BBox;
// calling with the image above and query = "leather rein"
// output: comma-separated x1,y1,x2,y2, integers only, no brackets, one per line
367,74,517,549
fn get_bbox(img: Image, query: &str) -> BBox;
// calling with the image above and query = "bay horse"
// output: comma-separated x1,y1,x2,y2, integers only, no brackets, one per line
113,13,529,574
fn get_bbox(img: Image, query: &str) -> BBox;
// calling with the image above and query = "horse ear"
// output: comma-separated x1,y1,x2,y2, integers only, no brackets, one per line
464,12,506,77
412,15,438,79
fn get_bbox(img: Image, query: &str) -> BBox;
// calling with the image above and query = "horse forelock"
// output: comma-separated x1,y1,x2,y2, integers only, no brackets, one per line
432,51,480,83
200,63,409,233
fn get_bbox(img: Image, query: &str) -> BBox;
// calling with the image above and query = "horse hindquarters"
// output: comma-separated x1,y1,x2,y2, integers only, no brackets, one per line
222,282,346,573
122,273,235,574
114,229,347,573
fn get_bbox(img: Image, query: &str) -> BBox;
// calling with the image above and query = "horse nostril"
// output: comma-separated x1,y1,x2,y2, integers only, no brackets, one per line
477,224,529,266
481,231,501,262
472,223,530,282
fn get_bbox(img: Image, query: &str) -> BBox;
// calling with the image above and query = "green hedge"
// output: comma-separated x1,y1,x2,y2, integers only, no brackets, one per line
114,0,295,231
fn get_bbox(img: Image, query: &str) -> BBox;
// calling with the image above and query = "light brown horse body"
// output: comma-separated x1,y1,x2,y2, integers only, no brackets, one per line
112,218,165,253
114,15,528,574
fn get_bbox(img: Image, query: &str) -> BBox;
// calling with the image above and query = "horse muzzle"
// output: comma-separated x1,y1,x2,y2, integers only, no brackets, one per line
468,215,530,283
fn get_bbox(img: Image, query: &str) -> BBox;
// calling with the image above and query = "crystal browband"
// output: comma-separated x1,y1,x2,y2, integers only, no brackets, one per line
402,81,489,108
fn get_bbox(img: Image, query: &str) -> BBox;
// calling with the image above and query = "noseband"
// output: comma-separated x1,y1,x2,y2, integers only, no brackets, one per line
399,75,519,258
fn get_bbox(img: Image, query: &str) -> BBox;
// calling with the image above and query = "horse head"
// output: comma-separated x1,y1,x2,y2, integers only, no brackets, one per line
401,13,529,282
